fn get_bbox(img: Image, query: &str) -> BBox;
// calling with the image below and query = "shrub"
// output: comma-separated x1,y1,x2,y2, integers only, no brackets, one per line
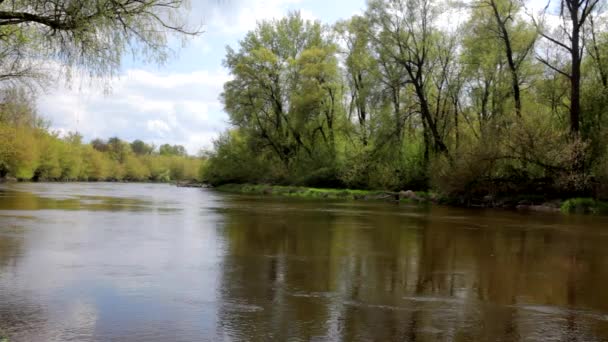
561,198,608,215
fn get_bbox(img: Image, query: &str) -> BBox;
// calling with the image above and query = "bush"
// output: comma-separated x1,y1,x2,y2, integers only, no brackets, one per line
561,198,608,215
202,130,271,185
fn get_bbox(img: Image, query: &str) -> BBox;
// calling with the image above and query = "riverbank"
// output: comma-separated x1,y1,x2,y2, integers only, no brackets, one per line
216,184,451,206
215,184,406,201
214,184,608,215
0,177,205,188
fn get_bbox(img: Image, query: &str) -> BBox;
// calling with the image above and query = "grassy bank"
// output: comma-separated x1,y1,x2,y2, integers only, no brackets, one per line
214,184,440,204
215,184,608,216
216,184,400,201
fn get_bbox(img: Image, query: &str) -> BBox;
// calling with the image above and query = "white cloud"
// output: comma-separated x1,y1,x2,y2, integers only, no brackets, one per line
37,68,230,155
198,0,316,35
147,120,171,135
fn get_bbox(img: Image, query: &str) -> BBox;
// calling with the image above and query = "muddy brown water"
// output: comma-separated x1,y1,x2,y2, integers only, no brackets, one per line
0,183,608,341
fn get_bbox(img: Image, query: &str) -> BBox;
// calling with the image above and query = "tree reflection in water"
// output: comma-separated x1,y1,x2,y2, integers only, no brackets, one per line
216,199,608,341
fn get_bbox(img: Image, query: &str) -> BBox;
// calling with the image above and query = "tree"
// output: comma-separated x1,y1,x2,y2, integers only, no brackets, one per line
222,12,342,173
470,0,536,117
535,0,602,134
367,0,449,154
336,16,379,146
0,87,47,127
107,137,130,162
91,138,108,152
0,25,45,87
131,139,154,155
159,144,186,156
0,0,200,85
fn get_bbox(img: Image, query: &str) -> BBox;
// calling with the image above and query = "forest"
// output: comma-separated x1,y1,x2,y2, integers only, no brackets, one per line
202,0,608,202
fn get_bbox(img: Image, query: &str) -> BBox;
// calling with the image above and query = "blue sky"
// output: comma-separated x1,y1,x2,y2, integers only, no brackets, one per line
38,0,366,154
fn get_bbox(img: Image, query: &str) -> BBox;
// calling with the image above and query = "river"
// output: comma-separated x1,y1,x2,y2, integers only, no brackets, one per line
0,183,607,341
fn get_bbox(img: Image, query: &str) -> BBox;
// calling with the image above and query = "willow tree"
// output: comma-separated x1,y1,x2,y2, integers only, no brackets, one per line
0,0,199,85
222,12,343,173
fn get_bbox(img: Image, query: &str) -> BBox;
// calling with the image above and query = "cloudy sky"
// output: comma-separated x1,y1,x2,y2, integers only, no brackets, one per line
37,0,555,155
37,0,366,155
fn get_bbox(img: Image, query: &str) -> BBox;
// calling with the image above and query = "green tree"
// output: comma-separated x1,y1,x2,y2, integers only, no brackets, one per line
471,0,536,117
159,144,186,156
131,139,155,155
367,0,450,154
222,12,345,185
535,0,602,134
336,16,380,147
0,0,200,85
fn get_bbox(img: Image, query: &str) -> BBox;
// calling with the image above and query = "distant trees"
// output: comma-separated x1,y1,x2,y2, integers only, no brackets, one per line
131,140,155,156
0,87,46,127
0,110,201,182
159,144,186,156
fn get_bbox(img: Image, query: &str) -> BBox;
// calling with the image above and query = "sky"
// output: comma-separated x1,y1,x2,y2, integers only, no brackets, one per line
36,0,557,155
37,0,367,155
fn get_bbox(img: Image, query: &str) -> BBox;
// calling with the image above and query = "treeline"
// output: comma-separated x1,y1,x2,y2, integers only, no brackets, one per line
202,0,608,201
0,89,202,183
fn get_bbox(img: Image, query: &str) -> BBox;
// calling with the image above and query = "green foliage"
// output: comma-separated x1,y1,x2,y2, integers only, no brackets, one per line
202,130,272,185
131,140,155,156
561,198,608,215
0,0,199,86
219,12,343,186
216,184,389,201
202,0,608,207
123,155,150,181
0,123,203,183
9,127,39,180
81,146,110,181
159,144,187,156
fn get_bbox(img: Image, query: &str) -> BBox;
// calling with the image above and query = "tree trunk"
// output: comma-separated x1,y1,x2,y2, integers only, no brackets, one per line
569,0,582,134
490,0,523,117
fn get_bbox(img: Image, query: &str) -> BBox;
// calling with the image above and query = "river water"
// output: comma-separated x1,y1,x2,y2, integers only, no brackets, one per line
0,183,608,341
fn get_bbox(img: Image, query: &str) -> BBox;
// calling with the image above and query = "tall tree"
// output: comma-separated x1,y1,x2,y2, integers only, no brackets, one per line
367,0,449,154
536,0,602,134
222,12,342,169
472,0,536,117
336,16,379,146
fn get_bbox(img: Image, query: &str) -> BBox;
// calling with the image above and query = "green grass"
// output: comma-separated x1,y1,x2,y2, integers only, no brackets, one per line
215,184,396,201
561,198,608,215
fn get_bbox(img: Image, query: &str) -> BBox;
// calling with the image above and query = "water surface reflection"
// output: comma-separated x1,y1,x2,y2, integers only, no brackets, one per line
216,198,608,341
0,183,607,341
